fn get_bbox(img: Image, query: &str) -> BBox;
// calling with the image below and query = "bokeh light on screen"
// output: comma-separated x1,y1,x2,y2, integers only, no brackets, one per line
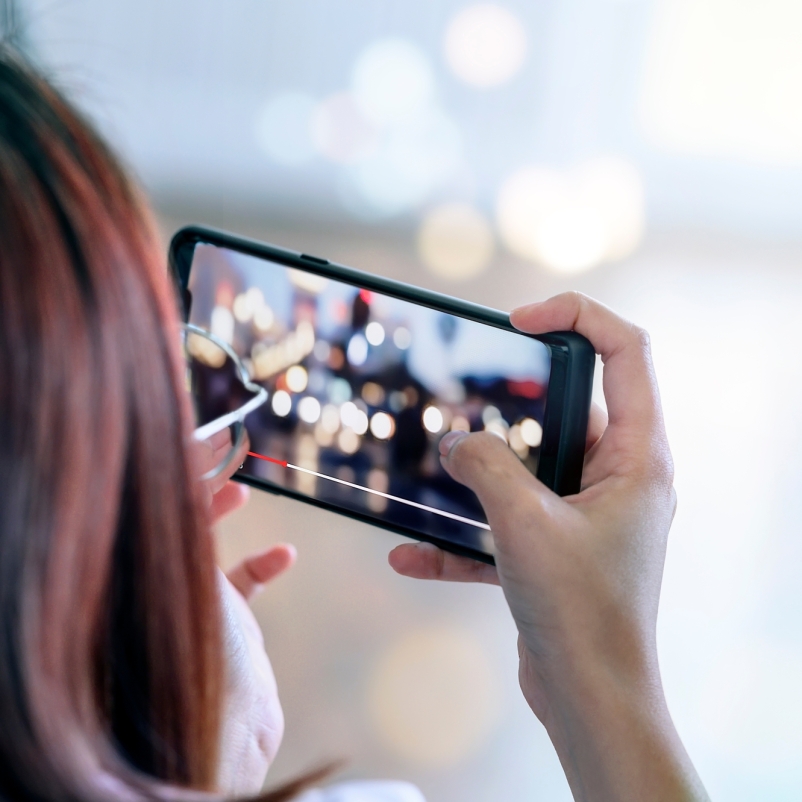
417,202,494,280
484,419,508,441
365,321,385,346
347,332,369,366
236,288,276,331
250,321,316,380
271,389,292,417
285,365,309,393
443,4,527,88
254,92,316,165
320,403,341,434
369,411,395,440
367,468,390,512
393,327,412,349
297,395,321,424
519,417,543,447
496,157,644,273
253,305,275,332
508,423,528,458
328,377,352,404
288,268,328,294
481,405,501,425
422,405,444,434
353,412,369,437
361,381,385,406
210,305,235,344
340,401,369,436
337,427,360,454
366,626,502,767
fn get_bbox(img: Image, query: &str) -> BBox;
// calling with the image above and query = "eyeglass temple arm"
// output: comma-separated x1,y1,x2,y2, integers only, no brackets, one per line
192,386,268,442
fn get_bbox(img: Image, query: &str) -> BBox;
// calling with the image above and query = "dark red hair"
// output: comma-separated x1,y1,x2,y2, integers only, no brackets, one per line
0,44,226,795
0,44,333,802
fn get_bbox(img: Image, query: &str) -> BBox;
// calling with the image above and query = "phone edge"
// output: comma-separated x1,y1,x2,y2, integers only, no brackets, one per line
169,224,594,558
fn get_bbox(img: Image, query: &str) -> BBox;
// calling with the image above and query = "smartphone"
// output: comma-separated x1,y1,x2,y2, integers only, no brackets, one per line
170,226,594,565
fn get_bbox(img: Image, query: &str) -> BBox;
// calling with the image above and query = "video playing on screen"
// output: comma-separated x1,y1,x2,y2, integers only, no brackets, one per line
187,244,551,555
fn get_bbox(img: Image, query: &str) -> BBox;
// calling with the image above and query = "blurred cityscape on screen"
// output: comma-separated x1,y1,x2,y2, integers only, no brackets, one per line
189,244,549,552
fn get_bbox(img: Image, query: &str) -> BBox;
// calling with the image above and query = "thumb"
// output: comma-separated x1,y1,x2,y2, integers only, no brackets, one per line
439,431,551,536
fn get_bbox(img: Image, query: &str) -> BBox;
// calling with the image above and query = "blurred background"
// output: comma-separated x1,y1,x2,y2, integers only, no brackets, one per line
8,0,802,798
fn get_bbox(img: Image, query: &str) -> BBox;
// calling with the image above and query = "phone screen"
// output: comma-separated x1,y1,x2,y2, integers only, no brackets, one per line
187,243,550,557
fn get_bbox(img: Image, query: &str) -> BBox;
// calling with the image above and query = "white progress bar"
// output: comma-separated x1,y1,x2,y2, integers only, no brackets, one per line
248,451,490,531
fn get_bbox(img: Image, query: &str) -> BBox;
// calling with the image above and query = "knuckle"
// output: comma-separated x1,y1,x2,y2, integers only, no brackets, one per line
449,431,522,484
567,290,590,319
451,431,501,465
632,324,652,352
566,290,587,304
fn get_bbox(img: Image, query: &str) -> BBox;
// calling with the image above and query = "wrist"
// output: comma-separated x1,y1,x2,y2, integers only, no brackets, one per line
521,640,707,802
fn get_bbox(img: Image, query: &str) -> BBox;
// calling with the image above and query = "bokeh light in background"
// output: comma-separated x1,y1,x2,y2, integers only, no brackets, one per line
255,92,317,165
18,0,802,798
367,626,502,766
640,0,802,166
416,202,494,279
443,4,527,88
351,39,435,127
311,92,378,164
496,157,644,273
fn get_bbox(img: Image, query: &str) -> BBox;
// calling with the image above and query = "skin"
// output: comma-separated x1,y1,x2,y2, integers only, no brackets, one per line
388,292,710,802
199,430,295,794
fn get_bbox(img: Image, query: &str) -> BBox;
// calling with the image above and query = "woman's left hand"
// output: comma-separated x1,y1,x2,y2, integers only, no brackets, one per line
217,545,296,795
197,429,297,794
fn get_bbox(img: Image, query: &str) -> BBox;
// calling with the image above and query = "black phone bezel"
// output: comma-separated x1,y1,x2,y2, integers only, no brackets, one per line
169,225,594,565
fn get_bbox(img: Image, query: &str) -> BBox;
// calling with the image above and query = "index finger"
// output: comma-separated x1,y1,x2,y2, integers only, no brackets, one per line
510,292,661,431
388,542,500,586
226,544,297,602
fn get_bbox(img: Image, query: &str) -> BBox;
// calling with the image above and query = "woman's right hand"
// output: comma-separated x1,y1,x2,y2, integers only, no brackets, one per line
389,292,709,802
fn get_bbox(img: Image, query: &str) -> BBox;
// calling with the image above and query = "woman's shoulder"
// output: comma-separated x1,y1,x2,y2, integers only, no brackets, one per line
296,780,426,802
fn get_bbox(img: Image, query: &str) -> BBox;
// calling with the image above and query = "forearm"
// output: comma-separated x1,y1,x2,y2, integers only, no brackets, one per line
536,656,708,802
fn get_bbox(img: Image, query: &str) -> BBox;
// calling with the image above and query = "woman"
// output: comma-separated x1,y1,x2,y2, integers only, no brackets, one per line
0,44,310,800
0,43,708,801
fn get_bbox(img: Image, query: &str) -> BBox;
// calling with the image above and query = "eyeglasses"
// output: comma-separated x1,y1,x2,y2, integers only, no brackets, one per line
181,323,267,481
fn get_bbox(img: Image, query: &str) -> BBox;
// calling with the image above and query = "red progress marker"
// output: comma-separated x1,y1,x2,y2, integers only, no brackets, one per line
245,449,490,531
247,451,287,468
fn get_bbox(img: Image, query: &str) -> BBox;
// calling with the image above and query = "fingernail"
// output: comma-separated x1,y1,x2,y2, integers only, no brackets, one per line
439,430,468,457
510,301,542,318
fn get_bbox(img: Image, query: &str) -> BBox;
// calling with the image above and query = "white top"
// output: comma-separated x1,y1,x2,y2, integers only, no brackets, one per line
296,780,426,802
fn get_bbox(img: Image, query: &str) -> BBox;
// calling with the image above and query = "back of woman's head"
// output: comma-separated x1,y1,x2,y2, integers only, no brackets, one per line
0,45,224,798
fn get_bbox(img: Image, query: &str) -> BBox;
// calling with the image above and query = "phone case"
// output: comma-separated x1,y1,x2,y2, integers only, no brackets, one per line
170,225,595,563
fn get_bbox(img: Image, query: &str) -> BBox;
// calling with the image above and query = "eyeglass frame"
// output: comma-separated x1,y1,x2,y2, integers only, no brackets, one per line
181,322,268,478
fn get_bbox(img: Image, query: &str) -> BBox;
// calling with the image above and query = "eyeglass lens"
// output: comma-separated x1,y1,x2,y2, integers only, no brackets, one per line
184,332,254,479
